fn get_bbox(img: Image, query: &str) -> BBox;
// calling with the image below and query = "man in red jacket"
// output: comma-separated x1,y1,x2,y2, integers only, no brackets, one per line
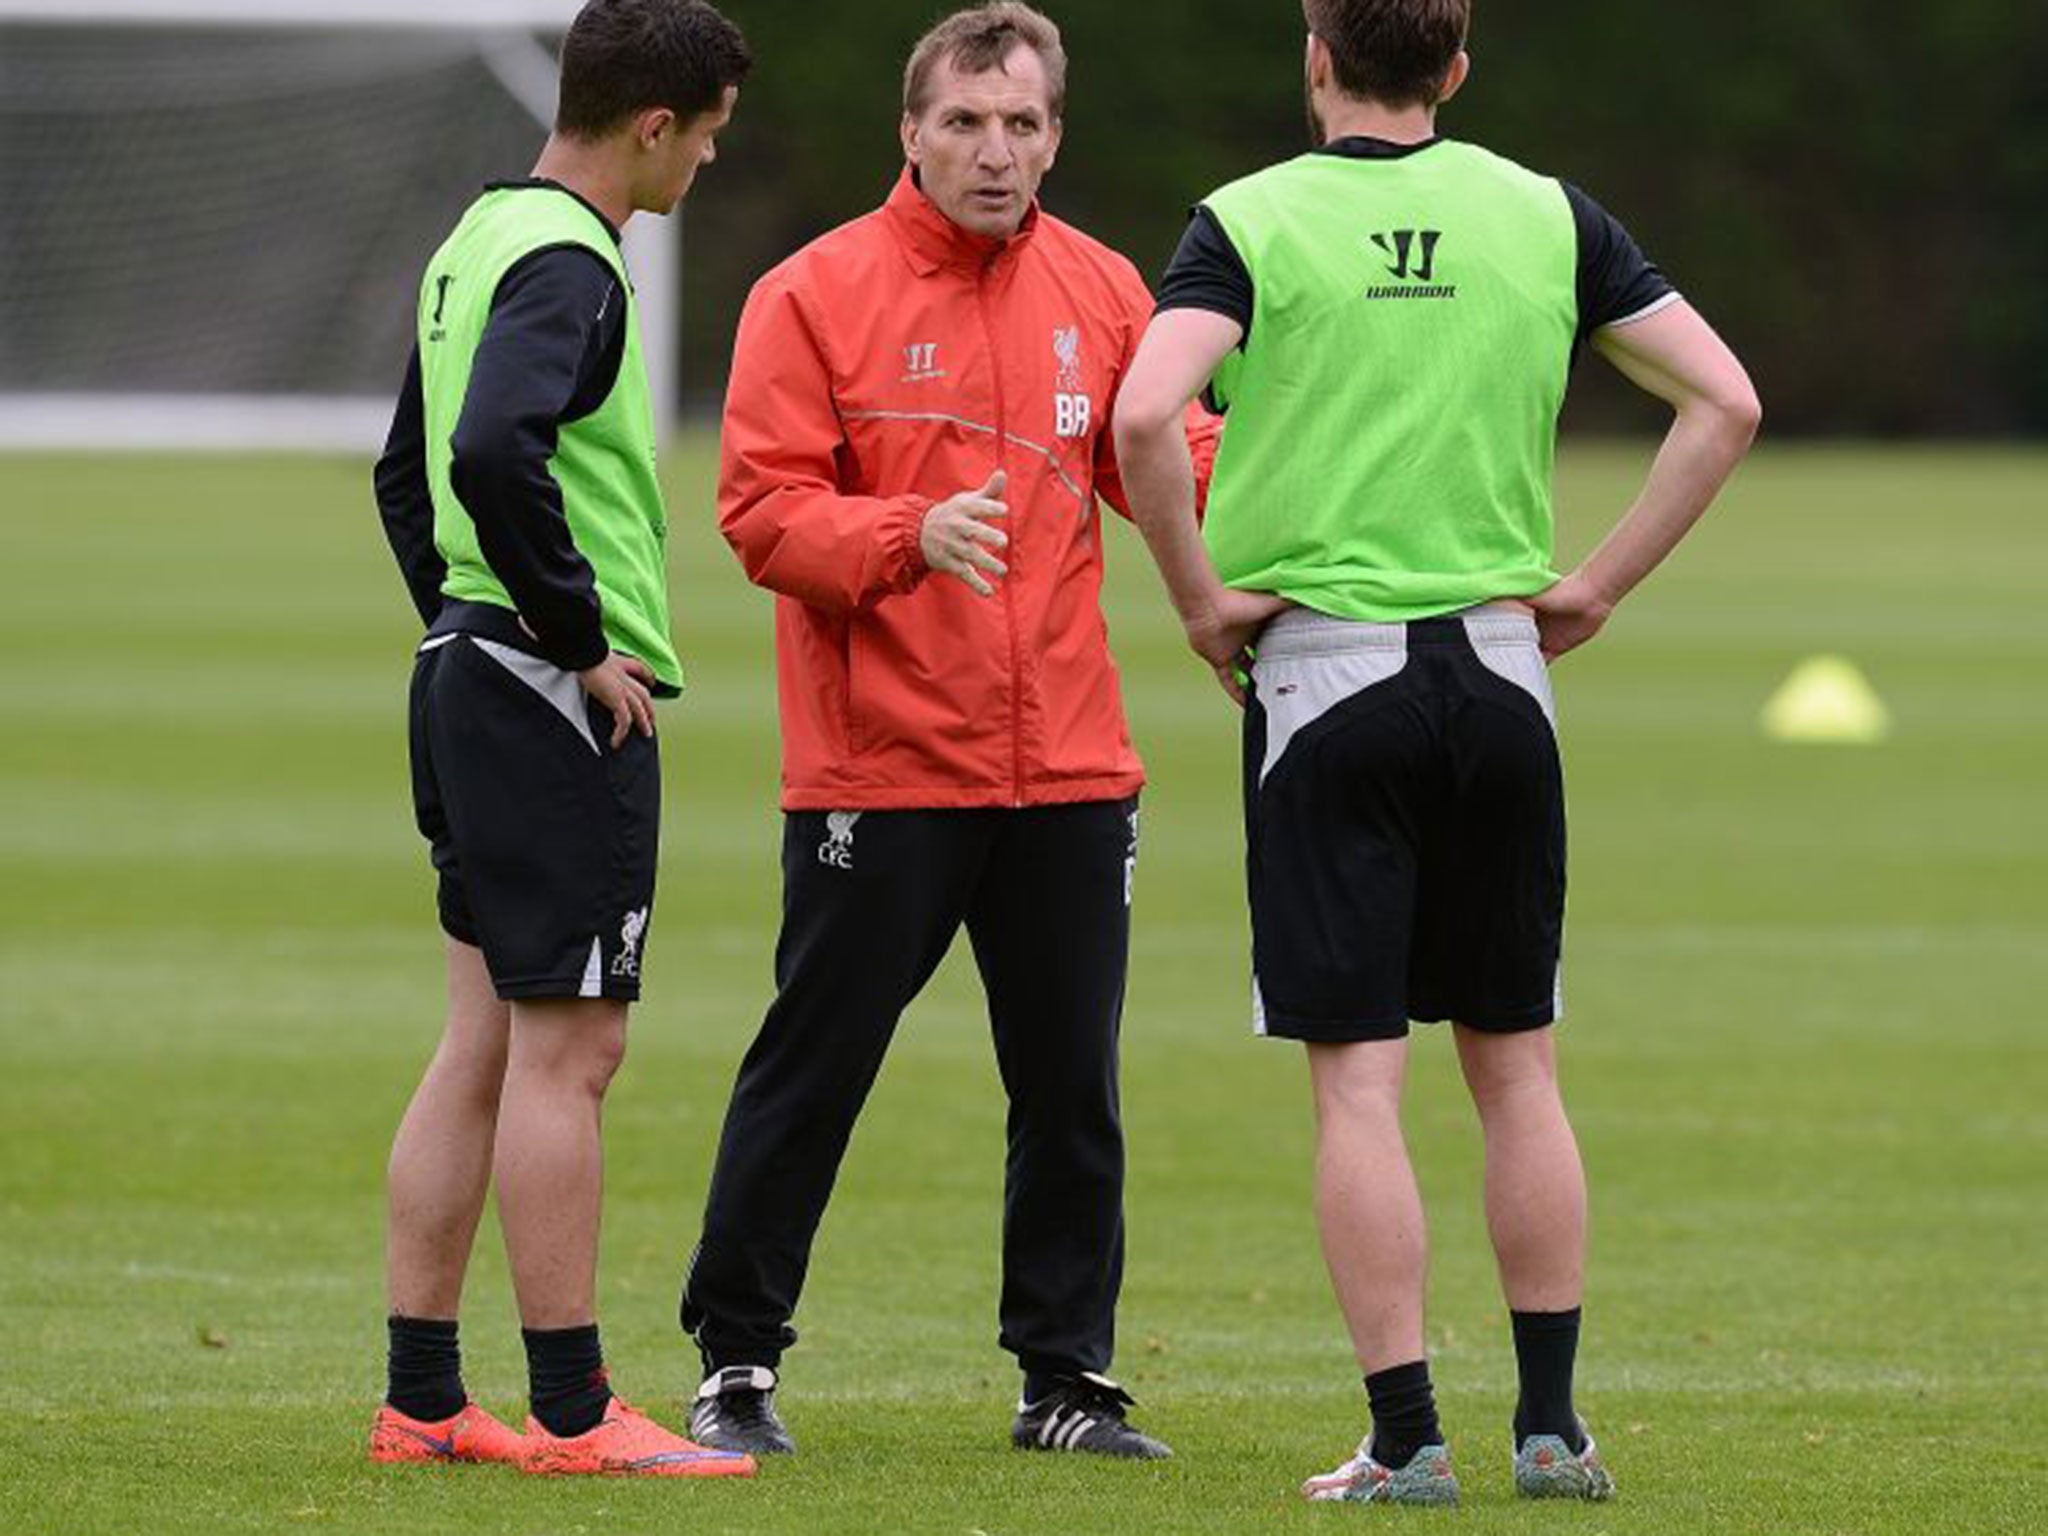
678,3,1214,1462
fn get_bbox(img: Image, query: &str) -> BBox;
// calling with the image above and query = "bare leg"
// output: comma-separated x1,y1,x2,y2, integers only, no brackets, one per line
1306,1039,1427,1376
494,998,629,1329
1454,1026,1585,1311
387,939,510,1319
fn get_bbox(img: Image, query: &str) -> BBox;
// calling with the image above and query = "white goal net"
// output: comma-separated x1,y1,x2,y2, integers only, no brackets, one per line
0,0,679,451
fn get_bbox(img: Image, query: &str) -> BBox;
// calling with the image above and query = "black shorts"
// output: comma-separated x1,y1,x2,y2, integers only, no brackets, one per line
1243,607,1564,1043
408,631,660,1002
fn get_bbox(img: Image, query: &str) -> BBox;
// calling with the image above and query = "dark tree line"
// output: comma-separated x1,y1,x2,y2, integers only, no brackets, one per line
678,1,2047,435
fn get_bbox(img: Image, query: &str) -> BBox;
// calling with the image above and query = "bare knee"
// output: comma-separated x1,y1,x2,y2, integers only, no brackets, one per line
576,1024,628,1097
509,1001,630,1098
430,1025,511,1115
1307,1039,1409,1128
1455,1025,1562,1116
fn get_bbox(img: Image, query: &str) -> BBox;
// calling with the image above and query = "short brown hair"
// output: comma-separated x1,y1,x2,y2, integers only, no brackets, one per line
556,0,752,140
903,3,1068,119
1303,0,1470,109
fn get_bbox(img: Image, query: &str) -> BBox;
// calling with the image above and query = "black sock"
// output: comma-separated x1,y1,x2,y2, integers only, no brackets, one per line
523,1323,612,1438
1511,1308,1586,1452
1023,1371,1069,1406
386,1316,466,1423
1364,1360,1442,1470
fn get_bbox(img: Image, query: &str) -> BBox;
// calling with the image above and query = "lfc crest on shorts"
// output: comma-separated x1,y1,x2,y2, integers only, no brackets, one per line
612,907,649,980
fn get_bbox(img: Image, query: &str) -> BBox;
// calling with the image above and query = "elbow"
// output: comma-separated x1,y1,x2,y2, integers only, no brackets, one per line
1736,388,1764,447
1112,392,1178,460
1681,375,1762,456
372,443,427,519
717,502,774,585
449,420,522,502
731,541,778,593
1717,352,1764,445
1720,374,1763,447
719,512,822,607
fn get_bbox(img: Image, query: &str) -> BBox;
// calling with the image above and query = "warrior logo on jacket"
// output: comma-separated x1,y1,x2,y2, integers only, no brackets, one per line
902,342,945,384
1053,325,1091,439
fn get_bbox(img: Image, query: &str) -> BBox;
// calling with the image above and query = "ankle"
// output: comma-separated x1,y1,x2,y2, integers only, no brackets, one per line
386,1315,466,1423
1364,1360,1442,1469
1510,1307,1584,1451
523,1322,612,1438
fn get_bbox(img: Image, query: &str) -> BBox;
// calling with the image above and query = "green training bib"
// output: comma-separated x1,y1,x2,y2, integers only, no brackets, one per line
1202,141,1579,622
418,186,679,688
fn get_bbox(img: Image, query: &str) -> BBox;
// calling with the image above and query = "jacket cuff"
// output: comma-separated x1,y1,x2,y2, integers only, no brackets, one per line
892,496,935,587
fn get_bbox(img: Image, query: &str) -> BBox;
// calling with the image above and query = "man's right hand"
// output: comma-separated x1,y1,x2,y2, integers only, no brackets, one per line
921,471,1010,597
578,651,657,749
1186,588,1295,706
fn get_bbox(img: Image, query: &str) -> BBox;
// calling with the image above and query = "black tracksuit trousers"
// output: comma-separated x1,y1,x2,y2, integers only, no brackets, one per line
682,798,1139,1380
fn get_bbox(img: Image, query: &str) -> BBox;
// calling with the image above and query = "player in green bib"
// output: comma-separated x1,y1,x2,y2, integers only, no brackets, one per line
368,0,754,1480
1113,0,1760,1507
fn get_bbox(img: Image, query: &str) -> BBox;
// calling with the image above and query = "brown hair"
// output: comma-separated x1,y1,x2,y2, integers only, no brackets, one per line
1302,0,1470,109
556,0,752,140
903,3,1068,119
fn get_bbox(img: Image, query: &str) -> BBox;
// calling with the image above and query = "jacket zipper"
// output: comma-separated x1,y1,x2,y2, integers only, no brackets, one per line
978,254,1024,809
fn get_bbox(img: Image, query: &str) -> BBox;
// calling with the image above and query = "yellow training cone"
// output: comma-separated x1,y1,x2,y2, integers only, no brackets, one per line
1761,656,1892,745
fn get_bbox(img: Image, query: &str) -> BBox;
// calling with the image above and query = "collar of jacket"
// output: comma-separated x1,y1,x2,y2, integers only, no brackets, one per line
884,166,1042,277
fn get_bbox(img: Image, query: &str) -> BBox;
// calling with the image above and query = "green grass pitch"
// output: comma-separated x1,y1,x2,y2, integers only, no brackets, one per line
1,441,2043,1534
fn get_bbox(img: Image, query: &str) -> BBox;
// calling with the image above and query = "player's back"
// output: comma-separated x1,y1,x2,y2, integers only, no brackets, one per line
1200,139,1581,623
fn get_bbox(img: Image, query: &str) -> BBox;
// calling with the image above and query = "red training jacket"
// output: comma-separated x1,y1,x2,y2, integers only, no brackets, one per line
719,169,1218,811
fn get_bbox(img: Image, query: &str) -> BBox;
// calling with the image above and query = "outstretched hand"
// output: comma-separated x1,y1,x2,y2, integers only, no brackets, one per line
922,470,1011,597
578,652,658,749
1186,589,1294,706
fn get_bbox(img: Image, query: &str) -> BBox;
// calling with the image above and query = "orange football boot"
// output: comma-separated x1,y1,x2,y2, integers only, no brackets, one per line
519,1397,757,1478
368,1400,526,1466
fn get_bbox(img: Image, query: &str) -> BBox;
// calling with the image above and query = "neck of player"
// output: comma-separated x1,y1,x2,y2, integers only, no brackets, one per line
531,136,637,232
1317,97,1438,147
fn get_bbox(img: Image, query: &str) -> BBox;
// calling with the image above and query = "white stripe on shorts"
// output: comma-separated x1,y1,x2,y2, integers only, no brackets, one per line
470,637,603,757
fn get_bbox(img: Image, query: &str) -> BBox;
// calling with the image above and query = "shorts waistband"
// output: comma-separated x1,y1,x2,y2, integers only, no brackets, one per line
1256,604,1539,660
423,600,539,658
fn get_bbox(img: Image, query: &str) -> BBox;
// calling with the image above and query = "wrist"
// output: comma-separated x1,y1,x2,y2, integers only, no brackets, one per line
1173,577,1230,631
551,630,611,675
1573,566,1625,613
1177,601,1220,642
899,497,935,580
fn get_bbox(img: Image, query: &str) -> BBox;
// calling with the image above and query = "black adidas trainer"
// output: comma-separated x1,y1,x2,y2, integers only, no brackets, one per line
1012,1374,1172,1460
689,1365,796,1456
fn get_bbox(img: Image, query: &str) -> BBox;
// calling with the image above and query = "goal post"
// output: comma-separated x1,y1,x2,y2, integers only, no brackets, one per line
0,0,682,452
